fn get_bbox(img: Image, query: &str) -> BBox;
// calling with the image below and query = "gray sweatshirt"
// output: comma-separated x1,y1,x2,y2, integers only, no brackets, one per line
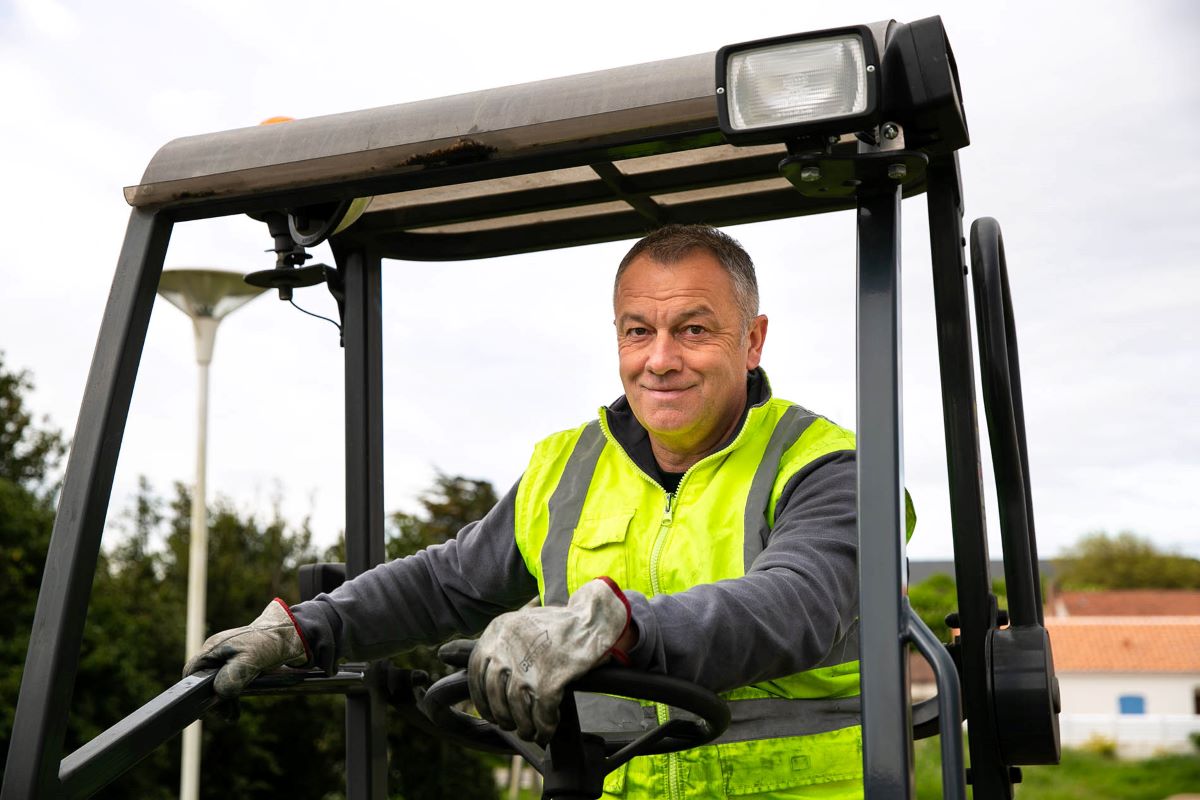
290,371,858,694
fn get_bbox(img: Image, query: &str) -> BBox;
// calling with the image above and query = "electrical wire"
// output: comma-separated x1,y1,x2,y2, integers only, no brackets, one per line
288,298,342,335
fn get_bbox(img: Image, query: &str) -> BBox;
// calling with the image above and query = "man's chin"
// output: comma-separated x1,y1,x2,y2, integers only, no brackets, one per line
638,408,697,437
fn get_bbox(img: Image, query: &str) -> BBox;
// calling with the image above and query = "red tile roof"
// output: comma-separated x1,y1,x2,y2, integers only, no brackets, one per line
1045,617,1200,672
1051,589,1200,617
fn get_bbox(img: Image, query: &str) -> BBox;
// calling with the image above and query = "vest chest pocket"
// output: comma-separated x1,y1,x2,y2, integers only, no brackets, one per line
567,509,634,594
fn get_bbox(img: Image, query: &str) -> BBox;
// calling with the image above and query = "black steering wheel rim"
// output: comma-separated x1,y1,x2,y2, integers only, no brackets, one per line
419,665,730,759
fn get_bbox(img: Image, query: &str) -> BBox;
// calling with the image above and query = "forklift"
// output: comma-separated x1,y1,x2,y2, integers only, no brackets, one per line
1,15,1060,799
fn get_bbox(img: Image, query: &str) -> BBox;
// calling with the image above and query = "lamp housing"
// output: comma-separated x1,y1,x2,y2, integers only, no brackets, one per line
716,26,881,145
881,16,969,153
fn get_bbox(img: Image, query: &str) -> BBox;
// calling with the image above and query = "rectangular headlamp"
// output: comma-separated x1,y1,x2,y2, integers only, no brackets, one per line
716,26,880,143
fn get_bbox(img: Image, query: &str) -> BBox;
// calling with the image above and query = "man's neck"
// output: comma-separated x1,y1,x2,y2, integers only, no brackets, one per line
648,398,748,474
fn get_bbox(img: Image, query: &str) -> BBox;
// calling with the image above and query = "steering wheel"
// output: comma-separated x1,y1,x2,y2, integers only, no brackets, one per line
419,640,730,800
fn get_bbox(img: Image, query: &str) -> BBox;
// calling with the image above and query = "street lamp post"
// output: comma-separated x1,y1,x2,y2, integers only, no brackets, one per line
157,269,264,800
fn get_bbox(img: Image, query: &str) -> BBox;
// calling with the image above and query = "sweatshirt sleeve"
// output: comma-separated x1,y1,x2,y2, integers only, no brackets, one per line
622,450,858,693
290,480,538,673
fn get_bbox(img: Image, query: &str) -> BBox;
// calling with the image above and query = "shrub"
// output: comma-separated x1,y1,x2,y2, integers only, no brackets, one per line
1080,734,1118,759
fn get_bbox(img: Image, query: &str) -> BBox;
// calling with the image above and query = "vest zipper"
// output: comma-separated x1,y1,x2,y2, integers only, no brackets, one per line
596,406,768,800
650,493,683,800
649,492,674,596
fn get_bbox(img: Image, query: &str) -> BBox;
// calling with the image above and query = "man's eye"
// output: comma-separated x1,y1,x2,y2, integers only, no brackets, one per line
627,327,649,337
684,325,705,335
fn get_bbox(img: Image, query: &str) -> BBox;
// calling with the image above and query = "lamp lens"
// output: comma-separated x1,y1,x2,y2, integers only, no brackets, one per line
727,35,868,130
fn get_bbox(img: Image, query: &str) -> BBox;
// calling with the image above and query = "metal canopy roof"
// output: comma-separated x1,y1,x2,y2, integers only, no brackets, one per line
127,21,915,260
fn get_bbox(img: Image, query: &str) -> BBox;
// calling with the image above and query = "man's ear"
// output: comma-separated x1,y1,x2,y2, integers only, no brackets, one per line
745,315,768,370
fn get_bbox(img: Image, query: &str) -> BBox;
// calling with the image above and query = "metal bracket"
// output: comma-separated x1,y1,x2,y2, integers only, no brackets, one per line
779,150,928,198
244,262,347,346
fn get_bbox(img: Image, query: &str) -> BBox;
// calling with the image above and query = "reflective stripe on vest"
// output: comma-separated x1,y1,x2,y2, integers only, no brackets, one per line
575,693,861,743
540,421,606,606
541,408,821,602
534,406,863,747
741,405,817,570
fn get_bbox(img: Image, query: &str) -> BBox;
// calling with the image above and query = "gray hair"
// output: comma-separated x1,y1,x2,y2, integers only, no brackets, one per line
614,224,759,328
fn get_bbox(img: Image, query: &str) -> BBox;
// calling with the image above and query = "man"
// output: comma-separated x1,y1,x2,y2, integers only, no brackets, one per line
187,224,877,799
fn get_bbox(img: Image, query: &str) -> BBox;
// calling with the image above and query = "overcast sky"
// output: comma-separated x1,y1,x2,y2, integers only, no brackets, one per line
1,0,1197,565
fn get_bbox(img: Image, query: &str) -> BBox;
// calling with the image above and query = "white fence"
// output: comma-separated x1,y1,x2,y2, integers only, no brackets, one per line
1059,713,1200,757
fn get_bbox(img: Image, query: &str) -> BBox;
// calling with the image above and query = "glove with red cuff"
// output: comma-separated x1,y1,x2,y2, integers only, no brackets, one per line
468,577,632,744
183,598,311,698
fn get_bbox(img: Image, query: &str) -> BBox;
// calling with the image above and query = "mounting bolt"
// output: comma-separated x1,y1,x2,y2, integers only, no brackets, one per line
882,122,900,140
800,166,821,183
716,86,725,95
827,135,840,144
887,163,907,180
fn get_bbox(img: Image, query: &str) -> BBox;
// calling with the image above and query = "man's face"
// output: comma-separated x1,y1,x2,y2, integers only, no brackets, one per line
614,250,767,463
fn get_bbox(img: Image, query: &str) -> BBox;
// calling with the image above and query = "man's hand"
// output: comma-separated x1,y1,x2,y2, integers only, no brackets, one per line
183,598,310,698
468,577,632,744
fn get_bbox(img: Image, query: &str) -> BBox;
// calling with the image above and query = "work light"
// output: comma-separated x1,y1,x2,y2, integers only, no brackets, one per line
716,27,880,143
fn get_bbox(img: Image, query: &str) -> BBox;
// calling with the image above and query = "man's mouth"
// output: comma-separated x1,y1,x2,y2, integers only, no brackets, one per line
643,385,693,397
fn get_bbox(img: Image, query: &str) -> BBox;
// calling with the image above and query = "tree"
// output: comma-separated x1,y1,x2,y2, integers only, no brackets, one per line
0,352,66,492
0,353,66,779
908,573,958,644
908,573,1010,644
1054,531,1200,590
160,484,345,800
51,478,345,800
323,473,503,800
0,352,501,797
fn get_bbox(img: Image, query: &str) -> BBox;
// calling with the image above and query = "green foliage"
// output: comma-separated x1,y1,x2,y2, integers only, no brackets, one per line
322,473,503,799
0,351,66,491
1015,749,1200,800
908,574,1010,643
391,473,499,557
0,355,503,797
915,737,1200,799
1054,530,1200,590
912,736,949,799
0,352,65,779
48,477,345,800
909,573,958,643
1077,735,1117,760
379,473,502,800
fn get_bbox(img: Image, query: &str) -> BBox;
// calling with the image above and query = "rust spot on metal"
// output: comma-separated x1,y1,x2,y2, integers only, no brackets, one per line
399,138,497,168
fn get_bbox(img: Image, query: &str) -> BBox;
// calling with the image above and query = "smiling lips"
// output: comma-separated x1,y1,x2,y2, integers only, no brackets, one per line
642,385,694,398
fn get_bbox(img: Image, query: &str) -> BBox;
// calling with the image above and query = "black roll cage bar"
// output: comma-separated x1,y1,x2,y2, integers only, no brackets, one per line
2,14,1058,800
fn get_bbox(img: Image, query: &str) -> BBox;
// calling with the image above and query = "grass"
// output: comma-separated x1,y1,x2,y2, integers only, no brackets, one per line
915,737,1200,799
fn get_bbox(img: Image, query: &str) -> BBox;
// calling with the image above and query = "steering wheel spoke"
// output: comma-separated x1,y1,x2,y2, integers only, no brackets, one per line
605,717,696,771
420,640,729,799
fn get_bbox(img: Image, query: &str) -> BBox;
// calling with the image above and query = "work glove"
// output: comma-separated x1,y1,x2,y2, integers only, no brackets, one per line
183,598,310,698
469,577,631,744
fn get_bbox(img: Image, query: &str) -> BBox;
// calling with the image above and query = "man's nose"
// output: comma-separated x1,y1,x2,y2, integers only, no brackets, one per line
645,332,682,374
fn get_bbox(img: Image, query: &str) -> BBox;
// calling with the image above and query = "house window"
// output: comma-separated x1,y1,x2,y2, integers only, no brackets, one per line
1194,687,1199,715
1118,694,1145,715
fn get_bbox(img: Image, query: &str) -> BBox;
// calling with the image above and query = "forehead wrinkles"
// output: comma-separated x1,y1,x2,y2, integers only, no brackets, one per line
614,255,741,321
617,290,718,323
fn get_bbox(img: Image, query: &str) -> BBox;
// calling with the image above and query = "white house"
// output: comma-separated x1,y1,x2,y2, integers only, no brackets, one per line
1047,614,1200,756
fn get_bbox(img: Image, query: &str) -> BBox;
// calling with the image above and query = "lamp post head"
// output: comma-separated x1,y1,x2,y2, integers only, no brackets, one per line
158,269,265,365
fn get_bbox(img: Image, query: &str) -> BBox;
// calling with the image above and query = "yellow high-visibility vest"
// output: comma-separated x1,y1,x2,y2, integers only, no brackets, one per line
514,393,908,799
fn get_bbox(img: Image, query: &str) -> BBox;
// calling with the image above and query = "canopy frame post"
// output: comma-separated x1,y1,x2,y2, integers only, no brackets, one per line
335,240,389,800
925,154,1014,798
854,180,913,796
1,209,174,800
